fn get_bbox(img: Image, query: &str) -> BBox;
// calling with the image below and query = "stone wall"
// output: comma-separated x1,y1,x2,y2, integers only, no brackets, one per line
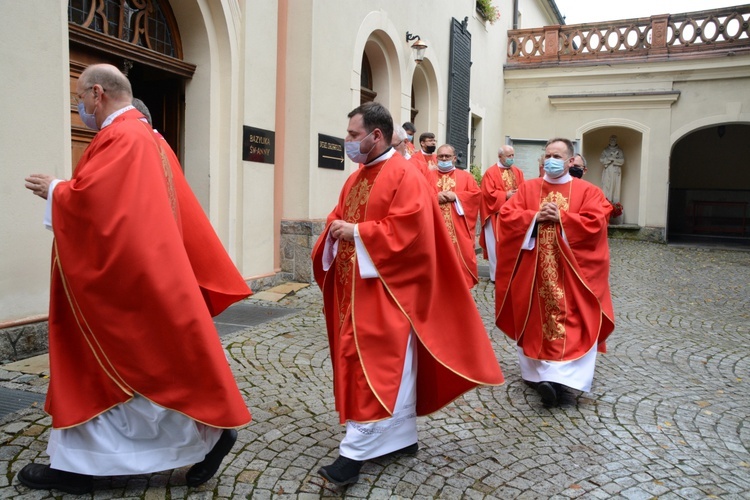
608,224,666,243
0,322,48,364
280,219,326,283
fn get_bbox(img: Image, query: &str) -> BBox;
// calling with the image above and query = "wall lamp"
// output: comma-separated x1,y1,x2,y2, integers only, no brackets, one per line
406,32,428,64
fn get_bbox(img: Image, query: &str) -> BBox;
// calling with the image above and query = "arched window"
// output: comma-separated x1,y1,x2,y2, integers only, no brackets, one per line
360,53,377,104
68,0,180,58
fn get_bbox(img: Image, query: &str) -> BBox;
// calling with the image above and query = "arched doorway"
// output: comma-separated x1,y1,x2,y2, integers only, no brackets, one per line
67,0,195,167
411,60,438,141
359,30,400,112
668,123,750,245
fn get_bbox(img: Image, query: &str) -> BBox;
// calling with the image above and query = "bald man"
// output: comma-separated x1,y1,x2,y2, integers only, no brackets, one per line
20,64,251,494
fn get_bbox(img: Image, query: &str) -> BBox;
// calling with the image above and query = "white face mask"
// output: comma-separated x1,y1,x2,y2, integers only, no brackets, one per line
437,160,454,172
78,101,99,130
344,131,375,164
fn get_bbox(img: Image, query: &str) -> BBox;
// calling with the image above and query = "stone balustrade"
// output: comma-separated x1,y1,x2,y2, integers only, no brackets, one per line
506,5,750,67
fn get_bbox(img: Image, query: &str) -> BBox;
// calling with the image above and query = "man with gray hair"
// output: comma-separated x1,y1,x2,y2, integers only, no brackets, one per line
479,144,525,282
20,63,251,493
391,124,411,159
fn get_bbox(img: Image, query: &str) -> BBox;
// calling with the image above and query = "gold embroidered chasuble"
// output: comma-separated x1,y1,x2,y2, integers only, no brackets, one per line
494,177,615,362
312,153,504,424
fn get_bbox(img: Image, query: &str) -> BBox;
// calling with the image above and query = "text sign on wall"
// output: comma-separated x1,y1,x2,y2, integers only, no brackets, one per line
243,126,275,164
318,134,345,170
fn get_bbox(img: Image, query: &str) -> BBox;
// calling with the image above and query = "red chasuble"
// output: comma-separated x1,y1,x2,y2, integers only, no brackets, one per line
409,150,435,178
494,177,615,362
427,168,481,288
405,139,416,156
46,109,252,429
312,153,504,424
479,165,525,259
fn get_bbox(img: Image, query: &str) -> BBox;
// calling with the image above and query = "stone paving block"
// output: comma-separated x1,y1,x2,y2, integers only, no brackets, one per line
1,241,749,498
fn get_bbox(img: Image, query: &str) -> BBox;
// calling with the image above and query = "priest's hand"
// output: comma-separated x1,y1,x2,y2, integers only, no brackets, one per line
25,174,56,200
438,191,456,204
506,189,517,200
537,202,560,223
330,220,355,241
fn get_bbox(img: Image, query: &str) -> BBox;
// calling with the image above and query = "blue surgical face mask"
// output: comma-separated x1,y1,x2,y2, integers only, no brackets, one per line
77,101,99,130
437,160,454,172
543,157,566,177
505,158,515,167
407,134,414,142
345,131,374,164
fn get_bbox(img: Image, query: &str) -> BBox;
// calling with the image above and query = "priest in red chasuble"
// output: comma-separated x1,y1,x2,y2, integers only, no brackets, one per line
427,144,481,288
479,144,525,282
409,131,437,177
312,102,503,486
20,64,251,494
494,138,614,408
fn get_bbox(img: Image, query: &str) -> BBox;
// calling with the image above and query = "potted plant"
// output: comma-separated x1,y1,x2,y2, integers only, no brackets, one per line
476,0,501,24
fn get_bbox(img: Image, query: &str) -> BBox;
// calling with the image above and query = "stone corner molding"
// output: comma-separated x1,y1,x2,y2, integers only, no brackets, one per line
548,91,680,111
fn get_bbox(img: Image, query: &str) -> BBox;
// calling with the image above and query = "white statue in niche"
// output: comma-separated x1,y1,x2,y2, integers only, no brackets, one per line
600,135,624,204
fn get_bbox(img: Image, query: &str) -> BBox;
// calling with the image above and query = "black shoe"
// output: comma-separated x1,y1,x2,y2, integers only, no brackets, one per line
17,463,93,495
318,455,363,486
537,381,558,407
394,442,418,455
186,428,238,487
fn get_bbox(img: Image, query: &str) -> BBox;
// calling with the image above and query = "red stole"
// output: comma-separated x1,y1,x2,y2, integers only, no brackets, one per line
312,154,503,423
495,177,614,361
479,165,525,258
46,109,251,429
428,168,481,287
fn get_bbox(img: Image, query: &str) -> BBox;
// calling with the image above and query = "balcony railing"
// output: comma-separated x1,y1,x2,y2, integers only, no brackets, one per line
506,5,750,67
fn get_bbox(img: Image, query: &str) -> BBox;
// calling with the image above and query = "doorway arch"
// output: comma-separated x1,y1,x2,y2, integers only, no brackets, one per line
668,123,750,244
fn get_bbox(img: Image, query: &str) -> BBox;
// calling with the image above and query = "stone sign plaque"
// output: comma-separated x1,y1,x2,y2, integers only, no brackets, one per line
243,126,275,164
318,134,345,170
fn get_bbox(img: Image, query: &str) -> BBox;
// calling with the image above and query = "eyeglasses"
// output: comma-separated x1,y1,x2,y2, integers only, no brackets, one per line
73,86,106,105
73,87,94,106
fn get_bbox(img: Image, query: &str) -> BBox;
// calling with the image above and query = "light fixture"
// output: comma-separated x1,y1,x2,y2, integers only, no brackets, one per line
406,32,428,64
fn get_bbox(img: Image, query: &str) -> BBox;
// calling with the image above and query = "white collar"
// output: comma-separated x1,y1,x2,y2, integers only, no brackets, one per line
364,147,396,167
101,105,135,129
543,173,572,184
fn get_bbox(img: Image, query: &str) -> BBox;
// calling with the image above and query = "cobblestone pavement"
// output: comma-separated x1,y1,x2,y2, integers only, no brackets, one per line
1,239,749,499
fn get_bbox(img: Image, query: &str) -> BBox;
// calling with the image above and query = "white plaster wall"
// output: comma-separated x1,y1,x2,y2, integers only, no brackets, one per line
503,56,750,229
287,0,539,220
0,0,70,322
241,0,279,276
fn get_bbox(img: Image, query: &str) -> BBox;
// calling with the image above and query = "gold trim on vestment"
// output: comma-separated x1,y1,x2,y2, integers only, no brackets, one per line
537,190,570,344
437,174,458,243
52,240,134,398
339,162,393,416
501,168,519,191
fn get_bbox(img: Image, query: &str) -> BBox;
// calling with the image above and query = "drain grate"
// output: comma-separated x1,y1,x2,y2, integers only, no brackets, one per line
213,302,298,337
0,387,46,420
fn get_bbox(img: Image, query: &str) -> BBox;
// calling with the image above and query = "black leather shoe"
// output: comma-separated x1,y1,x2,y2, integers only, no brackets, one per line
17,463,93,494
376,442,420,460
537,381,558,407
318,455,363,486
186,428,238,487
390,442,418,456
